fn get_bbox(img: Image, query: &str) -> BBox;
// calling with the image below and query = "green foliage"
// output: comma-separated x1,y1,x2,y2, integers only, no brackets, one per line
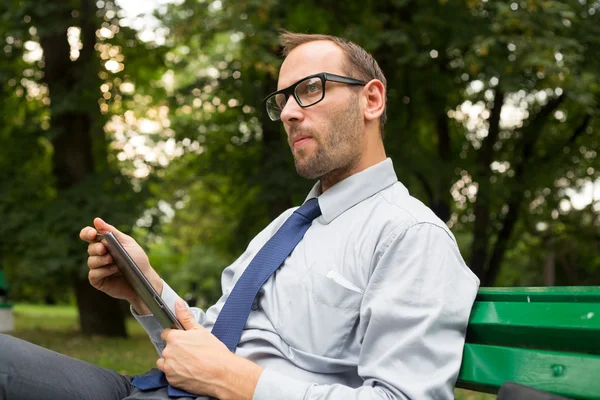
3,171,148,301
149,240,230,307
0,0,159,307
150,0,599,287
1,0,599,310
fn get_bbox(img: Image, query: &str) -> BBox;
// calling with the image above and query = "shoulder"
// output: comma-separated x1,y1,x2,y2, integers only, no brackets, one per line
365,181,456,244
367,183,480,286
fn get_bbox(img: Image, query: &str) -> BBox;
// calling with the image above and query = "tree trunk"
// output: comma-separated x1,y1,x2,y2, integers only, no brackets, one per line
433,110,452,223
483,94,565,286
71,273,127,337
544,248,555,286
483,193,524,286
469,89,504,279
38,0,127,336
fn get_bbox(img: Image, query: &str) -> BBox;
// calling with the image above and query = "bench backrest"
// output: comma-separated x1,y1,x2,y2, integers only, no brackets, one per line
456,286,600,399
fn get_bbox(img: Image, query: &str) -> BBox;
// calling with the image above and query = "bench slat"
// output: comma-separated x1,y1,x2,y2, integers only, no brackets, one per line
457,343,600,399
467,301,600,354
477,286,600,303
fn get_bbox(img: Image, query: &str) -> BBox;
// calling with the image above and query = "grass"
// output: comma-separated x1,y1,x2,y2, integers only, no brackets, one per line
455,389,496,400
12,303,157,376
10,304,495,399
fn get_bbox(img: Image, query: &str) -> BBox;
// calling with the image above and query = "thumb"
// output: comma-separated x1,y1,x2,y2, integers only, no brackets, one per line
175,298,200,330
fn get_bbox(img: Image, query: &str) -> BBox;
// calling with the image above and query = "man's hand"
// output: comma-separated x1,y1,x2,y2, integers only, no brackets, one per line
79,217,163,314
157,299,263,400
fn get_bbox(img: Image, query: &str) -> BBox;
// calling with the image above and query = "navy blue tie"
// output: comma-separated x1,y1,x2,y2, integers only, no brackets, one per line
132,198,321,397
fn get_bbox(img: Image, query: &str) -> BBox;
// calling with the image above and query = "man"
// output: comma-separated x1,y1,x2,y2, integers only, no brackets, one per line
0,31,479,399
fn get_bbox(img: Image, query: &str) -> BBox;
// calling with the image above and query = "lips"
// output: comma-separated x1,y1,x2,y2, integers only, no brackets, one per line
290,134,313,148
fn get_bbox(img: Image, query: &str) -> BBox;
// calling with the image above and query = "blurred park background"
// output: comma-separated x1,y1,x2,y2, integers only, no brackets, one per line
0,0,599,396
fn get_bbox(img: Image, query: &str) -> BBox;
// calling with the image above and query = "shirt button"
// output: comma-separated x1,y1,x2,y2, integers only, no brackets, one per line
251,299,259,311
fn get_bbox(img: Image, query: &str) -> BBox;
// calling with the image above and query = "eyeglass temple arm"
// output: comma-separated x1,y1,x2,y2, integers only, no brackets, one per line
323,73,367,85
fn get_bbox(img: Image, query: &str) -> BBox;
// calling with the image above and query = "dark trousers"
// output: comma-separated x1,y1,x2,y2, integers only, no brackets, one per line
0,333,203,400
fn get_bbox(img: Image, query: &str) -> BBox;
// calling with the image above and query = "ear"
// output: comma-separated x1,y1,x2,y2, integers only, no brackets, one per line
361,79,385,124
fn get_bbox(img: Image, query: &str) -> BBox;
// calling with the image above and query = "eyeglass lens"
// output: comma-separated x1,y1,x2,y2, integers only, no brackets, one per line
266,76,324,120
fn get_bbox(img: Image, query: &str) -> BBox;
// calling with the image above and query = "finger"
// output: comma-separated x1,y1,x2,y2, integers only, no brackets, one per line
93,217,129,242
87,242,107,256
87,254,113,269
175,298,200,330
160,328,172,342
79,226,97,244
156,357,165,372
88,265,118,286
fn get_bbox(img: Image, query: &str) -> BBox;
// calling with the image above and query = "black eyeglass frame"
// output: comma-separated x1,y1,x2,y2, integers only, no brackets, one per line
263,72,367,121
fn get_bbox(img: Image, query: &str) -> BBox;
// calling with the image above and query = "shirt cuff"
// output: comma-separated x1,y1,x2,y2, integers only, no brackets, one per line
130,279,181,353
160,280,180,317
131,305,166,354
253,369,312,400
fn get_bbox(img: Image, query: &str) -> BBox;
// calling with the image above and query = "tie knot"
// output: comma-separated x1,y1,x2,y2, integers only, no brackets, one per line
294,198,321,221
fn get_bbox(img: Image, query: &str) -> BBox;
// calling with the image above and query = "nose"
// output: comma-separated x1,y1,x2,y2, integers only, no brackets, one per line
280,94,305,123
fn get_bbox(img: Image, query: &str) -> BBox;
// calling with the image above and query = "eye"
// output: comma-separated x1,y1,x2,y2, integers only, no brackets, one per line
297,78,322,97
307,84,320,93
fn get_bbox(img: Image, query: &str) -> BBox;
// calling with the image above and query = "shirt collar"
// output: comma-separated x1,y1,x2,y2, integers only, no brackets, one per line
304,158,400,224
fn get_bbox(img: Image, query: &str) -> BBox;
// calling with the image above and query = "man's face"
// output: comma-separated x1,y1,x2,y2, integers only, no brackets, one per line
277,41,364,180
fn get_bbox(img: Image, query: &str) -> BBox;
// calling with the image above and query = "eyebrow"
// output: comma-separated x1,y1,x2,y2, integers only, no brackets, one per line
277,72,330,91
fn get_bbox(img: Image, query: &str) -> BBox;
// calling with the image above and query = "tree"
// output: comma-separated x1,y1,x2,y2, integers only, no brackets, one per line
151,0,599,289
2,0,598,323
0,0,164,335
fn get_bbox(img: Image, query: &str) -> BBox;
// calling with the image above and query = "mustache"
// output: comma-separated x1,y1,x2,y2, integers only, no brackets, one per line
288,127,317,142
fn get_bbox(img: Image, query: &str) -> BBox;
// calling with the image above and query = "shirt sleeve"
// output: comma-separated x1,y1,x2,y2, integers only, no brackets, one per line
253,222,480,400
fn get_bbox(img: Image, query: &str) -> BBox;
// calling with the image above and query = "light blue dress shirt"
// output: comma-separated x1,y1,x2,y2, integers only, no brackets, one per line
135,158,480,399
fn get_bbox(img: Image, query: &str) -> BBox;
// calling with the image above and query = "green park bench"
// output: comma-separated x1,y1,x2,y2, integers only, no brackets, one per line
456,286,600,399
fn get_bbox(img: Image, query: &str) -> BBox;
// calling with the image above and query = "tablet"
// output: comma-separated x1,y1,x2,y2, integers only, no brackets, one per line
96,232,184,330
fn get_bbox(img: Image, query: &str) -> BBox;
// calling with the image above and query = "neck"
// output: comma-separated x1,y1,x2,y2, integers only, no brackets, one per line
320,133,386,193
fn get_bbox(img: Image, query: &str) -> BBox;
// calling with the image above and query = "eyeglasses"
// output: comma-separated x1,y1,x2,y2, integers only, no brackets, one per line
264,72,367,121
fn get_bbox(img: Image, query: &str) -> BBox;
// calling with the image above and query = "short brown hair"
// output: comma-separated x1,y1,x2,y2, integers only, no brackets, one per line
279,30,387,136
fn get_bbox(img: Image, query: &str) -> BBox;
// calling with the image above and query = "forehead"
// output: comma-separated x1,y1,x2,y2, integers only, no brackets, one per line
278,41,346,90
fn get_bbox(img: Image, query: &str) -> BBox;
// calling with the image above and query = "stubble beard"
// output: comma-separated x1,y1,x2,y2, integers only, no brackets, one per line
292,96,362,181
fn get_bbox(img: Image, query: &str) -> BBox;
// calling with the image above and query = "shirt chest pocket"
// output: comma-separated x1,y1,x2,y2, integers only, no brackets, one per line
274,265,364,358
